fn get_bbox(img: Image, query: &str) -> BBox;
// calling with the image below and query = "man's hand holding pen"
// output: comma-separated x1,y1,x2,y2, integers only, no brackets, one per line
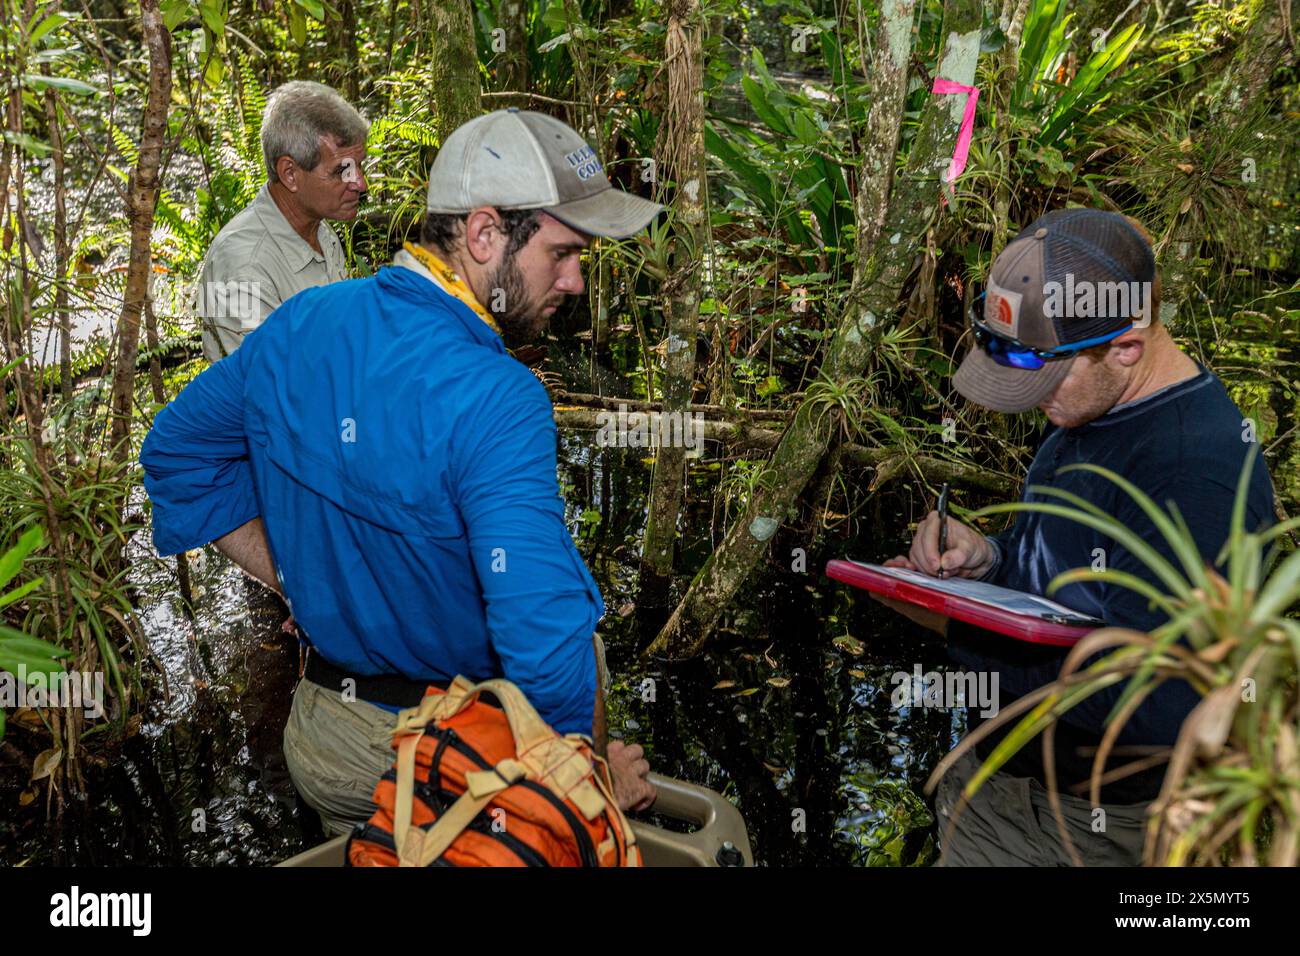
868,486,1002,636
882,507,998,580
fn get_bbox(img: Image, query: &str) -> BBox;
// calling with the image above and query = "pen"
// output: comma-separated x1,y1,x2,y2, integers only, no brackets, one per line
936,481,950,579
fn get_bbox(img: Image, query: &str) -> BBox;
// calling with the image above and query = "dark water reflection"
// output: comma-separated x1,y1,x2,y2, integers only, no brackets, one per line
562,432,959,866
1,427,957,866
4,319,1292,866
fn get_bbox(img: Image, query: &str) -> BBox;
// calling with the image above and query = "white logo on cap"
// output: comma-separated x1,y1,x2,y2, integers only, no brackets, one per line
1042,273,1152,328
985,278,1023,338
564,145,603,181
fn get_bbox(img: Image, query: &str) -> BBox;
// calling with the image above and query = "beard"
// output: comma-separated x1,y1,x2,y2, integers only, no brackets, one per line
1039,354,1128,428
484,252,556,349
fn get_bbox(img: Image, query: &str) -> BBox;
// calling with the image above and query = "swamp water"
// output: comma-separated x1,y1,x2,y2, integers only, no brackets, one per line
0,428,955,867
1,318,1295,867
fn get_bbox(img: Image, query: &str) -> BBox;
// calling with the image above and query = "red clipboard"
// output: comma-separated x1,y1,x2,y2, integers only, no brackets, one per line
825,558,1100,647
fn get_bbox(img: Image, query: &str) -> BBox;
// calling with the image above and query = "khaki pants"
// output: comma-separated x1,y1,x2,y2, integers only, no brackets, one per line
283,678,397,838
283,638,610,838
934,749,1150,866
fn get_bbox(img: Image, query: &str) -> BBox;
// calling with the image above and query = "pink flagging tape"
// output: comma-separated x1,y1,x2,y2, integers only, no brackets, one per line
931,78,980,205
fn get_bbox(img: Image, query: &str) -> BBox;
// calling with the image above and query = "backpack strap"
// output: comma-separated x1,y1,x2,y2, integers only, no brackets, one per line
472,679,617,822
390,677,477,859
392,724,426,861
391,676,636,862
471,679,558,755
395,676,573,757
399,759,527,867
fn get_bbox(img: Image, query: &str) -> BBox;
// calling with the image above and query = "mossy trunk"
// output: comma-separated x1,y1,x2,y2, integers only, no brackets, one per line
641,0,706,578
499,0,530,101
990,0,1032,259
648,0,984,658
109,0,171,458
430,0,482,143
1159,0,1291,324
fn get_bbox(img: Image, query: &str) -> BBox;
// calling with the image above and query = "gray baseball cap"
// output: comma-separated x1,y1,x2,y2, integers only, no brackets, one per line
425,108,663,239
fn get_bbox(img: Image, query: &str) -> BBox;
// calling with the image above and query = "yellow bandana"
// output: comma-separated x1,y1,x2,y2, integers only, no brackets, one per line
402,242,502,337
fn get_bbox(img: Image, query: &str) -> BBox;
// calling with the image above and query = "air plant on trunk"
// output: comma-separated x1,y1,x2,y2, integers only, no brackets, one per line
928,450,1300,865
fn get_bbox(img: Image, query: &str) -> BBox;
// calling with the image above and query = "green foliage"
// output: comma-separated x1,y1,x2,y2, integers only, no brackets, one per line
707,46,852,269
1104,100,1292,278
803,370,874,445
0,421,143,730
0,526,68,690
718,458,775,521
1013,0,1146,152
1153,0,1256,63
161,55,269,273
0,528,69,742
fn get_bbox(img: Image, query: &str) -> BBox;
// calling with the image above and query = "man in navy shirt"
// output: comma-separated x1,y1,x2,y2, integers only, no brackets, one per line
141,110,663,836
882,209,1275,865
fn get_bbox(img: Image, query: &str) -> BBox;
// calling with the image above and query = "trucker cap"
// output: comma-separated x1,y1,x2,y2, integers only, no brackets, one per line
425,108,663,239
952,208,1157,413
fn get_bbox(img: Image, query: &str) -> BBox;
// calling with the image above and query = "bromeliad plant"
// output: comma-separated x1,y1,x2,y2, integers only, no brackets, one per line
928,451,1300,866
706,45,853,274
1010,0,1146,155
0,527,68,743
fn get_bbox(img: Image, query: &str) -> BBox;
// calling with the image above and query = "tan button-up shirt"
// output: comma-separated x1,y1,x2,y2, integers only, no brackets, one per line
196,183,348,361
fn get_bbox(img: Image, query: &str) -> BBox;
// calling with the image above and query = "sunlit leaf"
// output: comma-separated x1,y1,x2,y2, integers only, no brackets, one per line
30,748,62,782
23,74,96,95
833,634,864,656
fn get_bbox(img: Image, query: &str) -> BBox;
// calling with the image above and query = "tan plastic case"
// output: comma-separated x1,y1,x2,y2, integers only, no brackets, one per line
276,773,753,867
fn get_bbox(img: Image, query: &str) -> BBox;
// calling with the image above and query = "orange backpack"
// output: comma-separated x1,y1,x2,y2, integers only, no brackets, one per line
346,676,641,867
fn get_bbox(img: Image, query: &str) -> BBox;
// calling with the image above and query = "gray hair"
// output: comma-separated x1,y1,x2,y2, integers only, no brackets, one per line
261,81,369,182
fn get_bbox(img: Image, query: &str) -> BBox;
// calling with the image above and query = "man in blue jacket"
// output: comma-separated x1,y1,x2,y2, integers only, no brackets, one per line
882,209,1275,865
141,109,663,836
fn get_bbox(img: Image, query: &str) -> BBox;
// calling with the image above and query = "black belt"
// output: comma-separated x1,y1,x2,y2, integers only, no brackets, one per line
302,652,448,709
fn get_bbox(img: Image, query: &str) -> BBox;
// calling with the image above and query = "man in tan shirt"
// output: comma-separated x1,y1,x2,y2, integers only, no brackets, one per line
197,81,368,361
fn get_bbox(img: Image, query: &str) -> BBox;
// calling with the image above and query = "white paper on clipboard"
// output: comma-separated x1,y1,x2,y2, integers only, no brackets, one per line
850,561,1105,626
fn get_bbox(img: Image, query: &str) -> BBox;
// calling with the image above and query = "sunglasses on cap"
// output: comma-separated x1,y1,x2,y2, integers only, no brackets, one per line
967,292,1133,370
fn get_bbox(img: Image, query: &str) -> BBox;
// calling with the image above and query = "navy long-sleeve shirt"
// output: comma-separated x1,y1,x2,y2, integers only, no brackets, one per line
950,367,1275,801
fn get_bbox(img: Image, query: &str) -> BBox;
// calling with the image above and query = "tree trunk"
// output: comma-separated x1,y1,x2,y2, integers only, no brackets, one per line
990,0,1032,259
592,249,611,351
498,0,530,101
45,90,73,407
640,0,705,578
648,0,985,658
109,0,171,458
328,0,361,103
1158,0,1291,324
430,0,482,144
554,406,1014,495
